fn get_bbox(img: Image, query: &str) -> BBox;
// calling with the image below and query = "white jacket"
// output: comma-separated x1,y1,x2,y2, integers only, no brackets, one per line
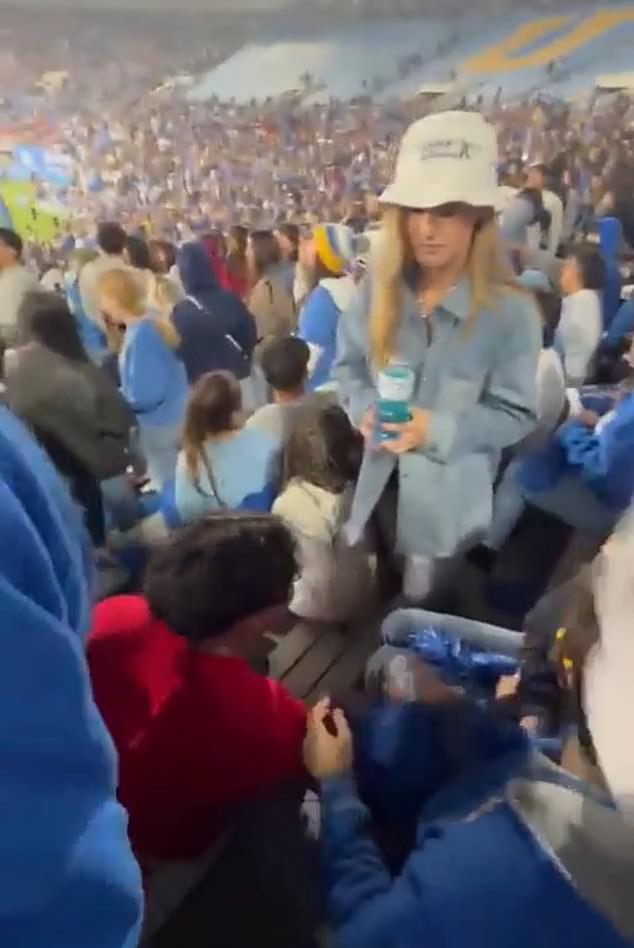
557,289,602,386
273,479,371,623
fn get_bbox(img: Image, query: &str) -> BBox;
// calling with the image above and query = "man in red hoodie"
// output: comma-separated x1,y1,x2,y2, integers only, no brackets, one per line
88,513,307,865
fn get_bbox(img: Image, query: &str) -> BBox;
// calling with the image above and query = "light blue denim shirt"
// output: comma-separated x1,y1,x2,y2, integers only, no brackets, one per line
333,276,541,558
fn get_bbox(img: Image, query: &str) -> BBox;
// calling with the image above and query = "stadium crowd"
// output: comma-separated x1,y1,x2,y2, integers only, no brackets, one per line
1,13,634,948
3,8,634,257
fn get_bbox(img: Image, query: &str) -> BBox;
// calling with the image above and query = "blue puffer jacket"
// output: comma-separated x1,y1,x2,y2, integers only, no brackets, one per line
172,241,256,383
322,701,634,948
519,392,634,511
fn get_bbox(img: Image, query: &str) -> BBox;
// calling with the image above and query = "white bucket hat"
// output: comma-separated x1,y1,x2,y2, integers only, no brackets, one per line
381,110,499,210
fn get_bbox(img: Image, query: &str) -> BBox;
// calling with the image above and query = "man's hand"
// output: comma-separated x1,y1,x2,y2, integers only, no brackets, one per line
381,407,430,454
578,409,600,429
303,698,353,781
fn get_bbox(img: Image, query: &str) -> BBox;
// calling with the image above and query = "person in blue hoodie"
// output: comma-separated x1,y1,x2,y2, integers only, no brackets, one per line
604,296,634,354
599,216,623,332
0,405,142,948
304,589,634,948
518,381,634,536
98,267,188,489
592,219,630,383
172,240,257,388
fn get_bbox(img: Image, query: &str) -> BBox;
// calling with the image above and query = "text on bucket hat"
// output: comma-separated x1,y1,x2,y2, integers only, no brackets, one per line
313,223,356,276
381,111,499,211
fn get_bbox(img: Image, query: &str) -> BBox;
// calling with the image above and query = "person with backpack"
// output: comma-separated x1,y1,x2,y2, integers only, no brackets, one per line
247,230,296,346
172,240,257,388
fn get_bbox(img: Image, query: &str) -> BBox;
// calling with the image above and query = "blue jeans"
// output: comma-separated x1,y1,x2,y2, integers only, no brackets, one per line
524,476,618,537
382,608,525,654
366,608,525,688
139,423,181,490
366,608,524,701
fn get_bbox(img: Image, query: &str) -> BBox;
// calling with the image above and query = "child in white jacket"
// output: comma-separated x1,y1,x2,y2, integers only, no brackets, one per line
273,404,371,623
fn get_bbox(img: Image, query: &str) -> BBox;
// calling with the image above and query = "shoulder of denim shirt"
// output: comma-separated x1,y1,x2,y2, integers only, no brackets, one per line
343,272,540,338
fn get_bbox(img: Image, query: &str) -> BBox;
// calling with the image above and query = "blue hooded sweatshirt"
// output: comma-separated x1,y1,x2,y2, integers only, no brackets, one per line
605,298,634,351
519,391,634,511
322,700,633,948
0,407,142,948
599,217,623,331
172,241,257,383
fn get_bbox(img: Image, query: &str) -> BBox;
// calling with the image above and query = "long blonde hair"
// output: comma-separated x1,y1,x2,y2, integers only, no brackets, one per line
97,268,181,350
147,273,182,316
369,206,520,368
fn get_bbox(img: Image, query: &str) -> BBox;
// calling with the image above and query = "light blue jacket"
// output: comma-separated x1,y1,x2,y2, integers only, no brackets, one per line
174,427,280,523
299,277,358,390
119,317,188,428
333,277,541,557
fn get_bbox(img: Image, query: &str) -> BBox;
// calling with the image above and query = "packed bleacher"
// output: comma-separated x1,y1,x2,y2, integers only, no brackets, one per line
2,6,634,948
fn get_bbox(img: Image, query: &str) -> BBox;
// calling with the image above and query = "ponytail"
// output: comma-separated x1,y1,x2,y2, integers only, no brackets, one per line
152,314,181,351
98,267,181,350
181,372,242,499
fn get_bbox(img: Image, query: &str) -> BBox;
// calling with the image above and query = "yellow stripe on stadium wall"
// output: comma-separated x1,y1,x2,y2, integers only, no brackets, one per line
464,9,634,74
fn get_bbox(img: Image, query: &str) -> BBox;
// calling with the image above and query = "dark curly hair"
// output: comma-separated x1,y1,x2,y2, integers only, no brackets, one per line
144,512,297,642
282,403,363,494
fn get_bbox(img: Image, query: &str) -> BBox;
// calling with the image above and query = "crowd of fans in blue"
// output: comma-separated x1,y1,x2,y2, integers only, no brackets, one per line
1,38,634,943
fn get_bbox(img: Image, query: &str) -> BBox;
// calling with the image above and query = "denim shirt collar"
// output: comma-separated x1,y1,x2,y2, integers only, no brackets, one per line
403,267,471,324
441,279,471,322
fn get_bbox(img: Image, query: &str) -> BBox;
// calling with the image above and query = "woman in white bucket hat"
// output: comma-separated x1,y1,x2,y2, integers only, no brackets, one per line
333,111,542,600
